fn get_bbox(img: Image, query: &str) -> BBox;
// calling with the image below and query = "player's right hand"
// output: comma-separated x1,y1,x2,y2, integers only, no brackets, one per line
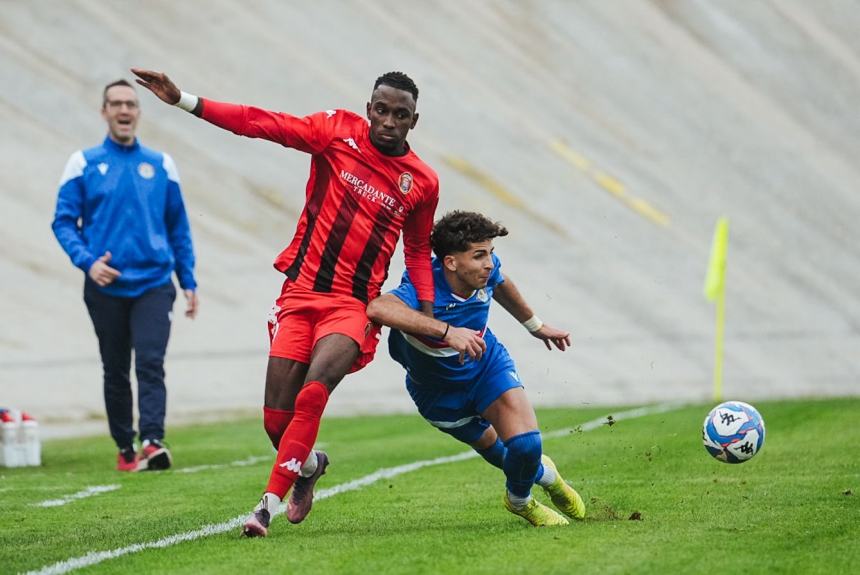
184,289,199,320
444,326,486,364
88,251,121,287
130,68,181,105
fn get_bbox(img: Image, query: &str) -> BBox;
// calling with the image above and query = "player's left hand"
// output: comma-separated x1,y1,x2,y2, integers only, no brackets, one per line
184,289,198,319
531,324,571,351
130,68,181,105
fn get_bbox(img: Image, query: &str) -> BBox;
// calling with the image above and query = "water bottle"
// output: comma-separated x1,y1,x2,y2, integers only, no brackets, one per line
21,412,41,466
1,409,20,468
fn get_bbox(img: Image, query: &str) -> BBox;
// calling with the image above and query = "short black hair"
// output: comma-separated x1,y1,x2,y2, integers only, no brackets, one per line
431,211,509,257
374,71,419,101
102,79,135,105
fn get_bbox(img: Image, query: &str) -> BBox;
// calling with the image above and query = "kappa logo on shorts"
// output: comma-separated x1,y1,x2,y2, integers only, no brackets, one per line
137,162,155,179
278,458,302,473
398,172,413,194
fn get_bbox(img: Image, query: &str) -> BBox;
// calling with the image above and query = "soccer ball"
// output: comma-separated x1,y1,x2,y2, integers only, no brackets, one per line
702,401,765,464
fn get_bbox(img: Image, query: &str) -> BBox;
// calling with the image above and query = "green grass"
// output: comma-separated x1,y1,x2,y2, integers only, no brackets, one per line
1,399,858,574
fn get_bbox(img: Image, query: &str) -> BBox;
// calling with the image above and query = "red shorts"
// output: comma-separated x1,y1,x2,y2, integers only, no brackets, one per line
267,280,381,373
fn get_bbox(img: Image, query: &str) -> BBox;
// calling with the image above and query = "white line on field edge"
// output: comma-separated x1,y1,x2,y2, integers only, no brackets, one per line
175,454,272,474
33,485,121,508
26,455,273,510
24,456,271,510
24,402,683,575
174,442,325,474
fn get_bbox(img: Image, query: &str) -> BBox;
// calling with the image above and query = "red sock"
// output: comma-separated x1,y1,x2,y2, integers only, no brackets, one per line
266,381,330,497
263,406,294,449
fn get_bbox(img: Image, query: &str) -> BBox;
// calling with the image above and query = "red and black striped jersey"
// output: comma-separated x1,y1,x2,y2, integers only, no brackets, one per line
200,100,438,303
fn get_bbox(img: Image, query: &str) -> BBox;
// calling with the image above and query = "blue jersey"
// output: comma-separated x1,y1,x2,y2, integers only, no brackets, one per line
387,254,507,385
52,136,196,297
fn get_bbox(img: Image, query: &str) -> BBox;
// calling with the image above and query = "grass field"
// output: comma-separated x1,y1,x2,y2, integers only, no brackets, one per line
2,398,858,575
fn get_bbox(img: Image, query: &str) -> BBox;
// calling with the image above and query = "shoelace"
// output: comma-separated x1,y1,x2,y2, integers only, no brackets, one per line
292,478,310,498
256,508,271,525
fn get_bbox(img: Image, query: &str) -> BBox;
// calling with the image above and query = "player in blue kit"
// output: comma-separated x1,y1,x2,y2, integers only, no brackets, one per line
367,211,585,526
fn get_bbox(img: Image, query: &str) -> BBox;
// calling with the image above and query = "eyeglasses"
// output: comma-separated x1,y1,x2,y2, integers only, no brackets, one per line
105,100,139,110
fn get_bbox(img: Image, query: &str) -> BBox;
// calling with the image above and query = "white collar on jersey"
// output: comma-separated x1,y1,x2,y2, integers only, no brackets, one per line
450,290,477,302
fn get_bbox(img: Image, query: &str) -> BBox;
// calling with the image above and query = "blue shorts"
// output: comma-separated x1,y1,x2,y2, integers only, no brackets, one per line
404,350,523,444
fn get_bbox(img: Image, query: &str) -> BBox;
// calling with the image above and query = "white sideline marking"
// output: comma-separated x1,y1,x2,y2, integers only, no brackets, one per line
176,455,271,474
544,402,684,439
26,403,682,575
313,403,686,501
34,485,121,508
175,442,328,474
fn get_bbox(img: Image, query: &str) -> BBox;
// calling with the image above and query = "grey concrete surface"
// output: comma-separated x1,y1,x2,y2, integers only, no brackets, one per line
1,1,858,438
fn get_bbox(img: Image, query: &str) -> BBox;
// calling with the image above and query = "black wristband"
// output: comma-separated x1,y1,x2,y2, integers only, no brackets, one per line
442,323,450,339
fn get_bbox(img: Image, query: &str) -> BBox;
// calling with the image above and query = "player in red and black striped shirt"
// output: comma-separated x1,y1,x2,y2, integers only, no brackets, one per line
134,68,485,536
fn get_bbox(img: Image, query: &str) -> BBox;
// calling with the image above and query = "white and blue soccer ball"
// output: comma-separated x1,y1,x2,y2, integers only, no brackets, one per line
702,401,765,464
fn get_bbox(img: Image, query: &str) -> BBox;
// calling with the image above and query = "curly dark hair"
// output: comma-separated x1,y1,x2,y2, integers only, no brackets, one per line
431,211,509,257
374,71,419,101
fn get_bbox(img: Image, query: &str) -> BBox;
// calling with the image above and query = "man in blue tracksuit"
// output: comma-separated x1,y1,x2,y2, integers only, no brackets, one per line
52,79,198,471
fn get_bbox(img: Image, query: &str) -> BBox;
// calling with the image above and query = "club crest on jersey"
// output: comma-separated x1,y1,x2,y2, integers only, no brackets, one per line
476,288,488,302
137,162,155,179
398,172,413,194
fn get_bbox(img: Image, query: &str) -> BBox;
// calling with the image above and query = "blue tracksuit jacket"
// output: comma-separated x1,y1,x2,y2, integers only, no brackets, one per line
52,136,197,297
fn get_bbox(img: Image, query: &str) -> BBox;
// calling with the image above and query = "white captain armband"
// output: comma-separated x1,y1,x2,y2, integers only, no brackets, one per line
521,315,544,333
175,91,199,113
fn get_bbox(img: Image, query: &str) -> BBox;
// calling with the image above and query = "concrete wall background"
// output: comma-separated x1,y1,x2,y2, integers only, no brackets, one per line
1,1,857,436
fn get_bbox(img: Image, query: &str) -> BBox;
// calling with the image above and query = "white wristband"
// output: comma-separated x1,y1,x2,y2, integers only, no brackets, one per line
521,315,543,332
175,91,199,113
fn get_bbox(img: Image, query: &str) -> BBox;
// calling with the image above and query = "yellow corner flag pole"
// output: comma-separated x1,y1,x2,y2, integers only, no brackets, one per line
704,218,729,402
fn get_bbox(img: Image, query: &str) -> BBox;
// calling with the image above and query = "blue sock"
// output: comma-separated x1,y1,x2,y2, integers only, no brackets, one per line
476,438,506,469
503,430,542,498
